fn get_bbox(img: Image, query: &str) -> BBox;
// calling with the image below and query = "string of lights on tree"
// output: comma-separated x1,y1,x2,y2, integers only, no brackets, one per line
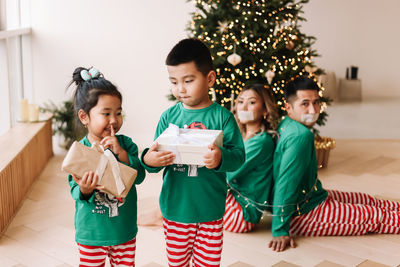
187,0,331,129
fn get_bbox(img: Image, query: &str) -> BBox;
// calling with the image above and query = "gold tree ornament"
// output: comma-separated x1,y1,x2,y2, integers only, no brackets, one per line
227,53,242,66
286,40,295,50
227,44,242,66
305,65,318,74
217,20,229,33
265,70,275,84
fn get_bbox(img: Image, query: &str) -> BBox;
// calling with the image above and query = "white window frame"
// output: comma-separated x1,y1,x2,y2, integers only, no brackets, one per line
0,0,32,136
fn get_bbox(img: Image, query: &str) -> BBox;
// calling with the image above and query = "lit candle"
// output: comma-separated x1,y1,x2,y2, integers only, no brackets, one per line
19,98,29,122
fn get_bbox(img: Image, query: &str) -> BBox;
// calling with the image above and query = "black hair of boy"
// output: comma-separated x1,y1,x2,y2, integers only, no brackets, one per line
165,38,213,76
70,67,122,125
284,76,320,103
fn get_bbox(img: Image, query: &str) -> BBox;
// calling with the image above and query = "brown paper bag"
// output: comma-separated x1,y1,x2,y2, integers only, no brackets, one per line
62,141,137,198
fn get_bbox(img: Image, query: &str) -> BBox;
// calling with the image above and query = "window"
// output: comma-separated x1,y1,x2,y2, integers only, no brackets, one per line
0,0,31,136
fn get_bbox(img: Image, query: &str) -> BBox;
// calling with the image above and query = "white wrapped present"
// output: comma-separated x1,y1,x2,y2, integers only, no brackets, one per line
156,124,223,166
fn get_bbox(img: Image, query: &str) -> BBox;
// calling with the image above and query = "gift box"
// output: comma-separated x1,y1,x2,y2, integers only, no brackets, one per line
62,141,137,198
156,124,223,166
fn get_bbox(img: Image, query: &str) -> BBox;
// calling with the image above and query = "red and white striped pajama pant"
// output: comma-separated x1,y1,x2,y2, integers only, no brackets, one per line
163,217,224,267
223,192,255,233
290,190,400,236
77,238,136,267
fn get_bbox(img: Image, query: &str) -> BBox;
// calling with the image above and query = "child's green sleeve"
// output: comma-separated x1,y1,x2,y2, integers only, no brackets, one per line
118,135,146,185
140,112,169,173
216,114,245,172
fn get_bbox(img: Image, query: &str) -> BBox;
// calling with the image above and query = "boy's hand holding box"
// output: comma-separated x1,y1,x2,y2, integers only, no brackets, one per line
156,124,223,166
62,141,137,198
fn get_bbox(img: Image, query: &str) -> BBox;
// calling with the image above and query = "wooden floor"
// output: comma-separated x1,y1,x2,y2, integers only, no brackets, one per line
1,139,400,267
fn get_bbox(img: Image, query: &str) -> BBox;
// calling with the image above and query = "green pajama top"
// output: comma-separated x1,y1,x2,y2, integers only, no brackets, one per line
68,135,146,246
272,117,328,237
227,132,275,224
141,102,245,223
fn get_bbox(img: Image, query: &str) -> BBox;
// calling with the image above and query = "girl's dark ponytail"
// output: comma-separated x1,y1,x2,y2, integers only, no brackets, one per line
72,67,87,86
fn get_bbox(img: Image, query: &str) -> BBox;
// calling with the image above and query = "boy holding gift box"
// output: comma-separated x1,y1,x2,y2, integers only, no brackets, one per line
142,38,245,266
67,67,145,266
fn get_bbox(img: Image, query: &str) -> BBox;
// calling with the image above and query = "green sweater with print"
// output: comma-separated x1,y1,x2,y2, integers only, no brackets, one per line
272,117,328,237
227,132,274,224
68,135,145,246
142,102,245,223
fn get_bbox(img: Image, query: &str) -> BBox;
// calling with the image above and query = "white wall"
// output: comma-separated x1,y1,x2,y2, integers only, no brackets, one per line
301,0,400,99
30,0,193,149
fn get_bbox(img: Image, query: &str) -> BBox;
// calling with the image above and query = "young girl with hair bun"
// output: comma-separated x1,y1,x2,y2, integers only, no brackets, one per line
67,67,145,266
223,84,279,233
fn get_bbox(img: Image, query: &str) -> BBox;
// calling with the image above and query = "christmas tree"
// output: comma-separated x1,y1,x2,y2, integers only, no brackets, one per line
186,0,330,130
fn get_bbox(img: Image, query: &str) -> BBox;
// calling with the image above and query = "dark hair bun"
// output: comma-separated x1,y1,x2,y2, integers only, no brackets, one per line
72,67,88,85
